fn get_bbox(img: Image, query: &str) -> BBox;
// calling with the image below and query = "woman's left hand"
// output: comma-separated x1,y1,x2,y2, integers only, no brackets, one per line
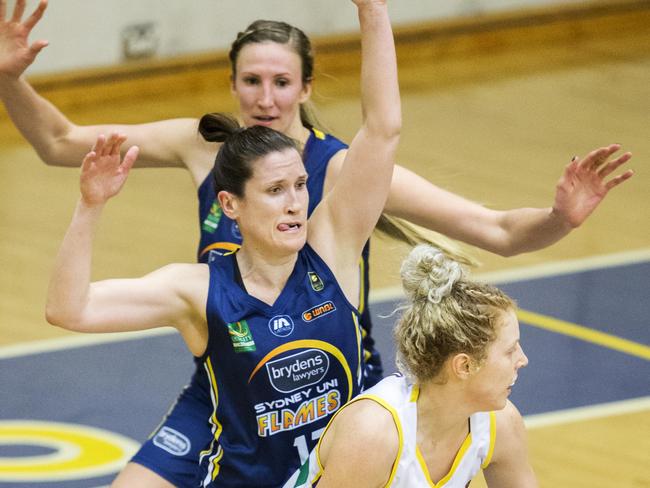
552,143,633,228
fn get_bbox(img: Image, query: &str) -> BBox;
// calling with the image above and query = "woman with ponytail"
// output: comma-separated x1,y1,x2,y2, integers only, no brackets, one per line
299,244,536,487
45,1,399,486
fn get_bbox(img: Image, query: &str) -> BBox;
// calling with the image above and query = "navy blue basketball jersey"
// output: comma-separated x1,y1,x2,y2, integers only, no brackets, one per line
195,128,382,385
198,244,364,487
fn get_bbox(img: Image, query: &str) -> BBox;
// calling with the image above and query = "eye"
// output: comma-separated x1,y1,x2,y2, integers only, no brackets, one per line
269,186,282,194
296,180,306,189
243,76,260,86
275,78,289,87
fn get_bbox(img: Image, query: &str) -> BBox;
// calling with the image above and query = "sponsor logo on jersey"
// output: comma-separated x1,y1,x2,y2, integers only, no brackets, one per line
268,315,295,337
227,320,256,352
302,301,336,323
201,201,222,233
255,388,340,437
152,426,191,456
265,349,329,393
308,271,324,292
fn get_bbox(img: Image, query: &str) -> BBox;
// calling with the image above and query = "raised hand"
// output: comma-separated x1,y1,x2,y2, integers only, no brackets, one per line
80,133,139,206
0,0,48,78
553,144,633,228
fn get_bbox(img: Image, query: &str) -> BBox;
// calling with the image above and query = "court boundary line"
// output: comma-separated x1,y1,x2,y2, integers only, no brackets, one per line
1,248,648,360
525,395,650,429
0,328,176,360
369,247,650,302
518,309,650,361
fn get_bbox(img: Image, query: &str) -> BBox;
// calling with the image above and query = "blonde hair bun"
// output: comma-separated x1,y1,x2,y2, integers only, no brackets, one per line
400,244,464,304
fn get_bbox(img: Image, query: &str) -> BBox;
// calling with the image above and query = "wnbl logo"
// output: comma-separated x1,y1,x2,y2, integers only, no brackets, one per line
268,315,294,337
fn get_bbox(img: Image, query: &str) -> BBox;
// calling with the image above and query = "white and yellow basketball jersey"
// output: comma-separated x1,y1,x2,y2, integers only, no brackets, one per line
287,373,496,488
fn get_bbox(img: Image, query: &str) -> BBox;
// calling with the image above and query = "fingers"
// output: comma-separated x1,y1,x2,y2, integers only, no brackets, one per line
604,169,634,191
121,146,140,173
23,0,47,31
0,0,6,21
578,144,621,172
104,132,126,156
11,0,25,23
90,134,106,155
92,132,126,157
29,39,49,56
598,151,632,179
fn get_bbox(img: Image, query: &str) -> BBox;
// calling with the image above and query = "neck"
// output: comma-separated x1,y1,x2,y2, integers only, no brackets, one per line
236,245,298,304
286,118,312,145
416,380,474,440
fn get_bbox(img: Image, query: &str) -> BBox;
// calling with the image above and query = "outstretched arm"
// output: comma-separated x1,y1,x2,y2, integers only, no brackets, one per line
0,0,214,184
310,0,400,296
45,134,207,353
384,144,633,256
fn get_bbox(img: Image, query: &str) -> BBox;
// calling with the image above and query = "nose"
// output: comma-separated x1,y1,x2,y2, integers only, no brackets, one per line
257,82,274,109
517,345,529,369
286,188,303,215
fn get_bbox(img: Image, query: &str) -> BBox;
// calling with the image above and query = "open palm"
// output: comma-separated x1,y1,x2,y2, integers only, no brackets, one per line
0,0,48,77
553,144,633,228
80,134,139,206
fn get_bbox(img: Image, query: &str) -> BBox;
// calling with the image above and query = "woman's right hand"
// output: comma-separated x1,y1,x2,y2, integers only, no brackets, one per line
0,0,48,79
80,133,139,206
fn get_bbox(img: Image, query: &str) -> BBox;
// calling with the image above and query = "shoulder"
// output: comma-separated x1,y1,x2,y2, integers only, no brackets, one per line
491,400,526,455
494,400,526,440
318,398,399,486
146,263,209,296
323,397,398,457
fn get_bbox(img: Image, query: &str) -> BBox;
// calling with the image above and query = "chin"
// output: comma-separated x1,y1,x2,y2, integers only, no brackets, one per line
277,235,307,254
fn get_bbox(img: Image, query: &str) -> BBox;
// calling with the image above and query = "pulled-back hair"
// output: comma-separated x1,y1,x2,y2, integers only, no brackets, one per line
229,19,318,129
199,112,299,197
395,244,515,383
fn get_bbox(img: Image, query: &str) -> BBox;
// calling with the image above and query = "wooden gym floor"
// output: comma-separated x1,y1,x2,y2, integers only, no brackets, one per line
0,2,648,486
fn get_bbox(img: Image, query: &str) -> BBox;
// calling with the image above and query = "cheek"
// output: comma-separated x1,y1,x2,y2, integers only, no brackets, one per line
277,89,304,111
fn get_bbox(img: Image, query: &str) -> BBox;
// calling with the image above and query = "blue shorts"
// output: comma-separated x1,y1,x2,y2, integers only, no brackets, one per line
131,367,213,487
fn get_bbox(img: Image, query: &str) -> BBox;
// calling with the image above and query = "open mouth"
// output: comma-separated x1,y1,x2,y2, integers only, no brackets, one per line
278,222,302,232
253,115,277,124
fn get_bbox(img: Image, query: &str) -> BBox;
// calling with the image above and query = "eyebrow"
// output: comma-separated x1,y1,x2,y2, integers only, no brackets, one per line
264,174,308,186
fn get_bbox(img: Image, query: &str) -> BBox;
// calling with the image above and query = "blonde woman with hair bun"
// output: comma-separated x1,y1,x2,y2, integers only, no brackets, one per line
291,244,536,488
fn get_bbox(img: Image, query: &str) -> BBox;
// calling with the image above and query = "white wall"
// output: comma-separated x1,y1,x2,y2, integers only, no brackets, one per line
18,0,586,75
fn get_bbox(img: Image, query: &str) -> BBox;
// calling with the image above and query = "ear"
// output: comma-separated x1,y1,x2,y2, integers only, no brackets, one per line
450,353,474,380
217,190,239,220
299,78,312,104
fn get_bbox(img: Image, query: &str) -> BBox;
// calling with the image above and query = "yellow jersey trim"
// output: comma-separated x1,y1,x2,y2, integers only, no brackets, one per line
416,432,473,487
199,242,241,258
312,128,326,140
352,312,363,386
201,357,225,480
481,411,497,469
358,256,366,314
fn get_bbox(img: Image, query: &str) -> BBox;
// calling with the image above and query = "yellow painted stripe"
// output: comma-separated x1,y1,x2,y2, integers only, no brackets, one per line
517,309,650,361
